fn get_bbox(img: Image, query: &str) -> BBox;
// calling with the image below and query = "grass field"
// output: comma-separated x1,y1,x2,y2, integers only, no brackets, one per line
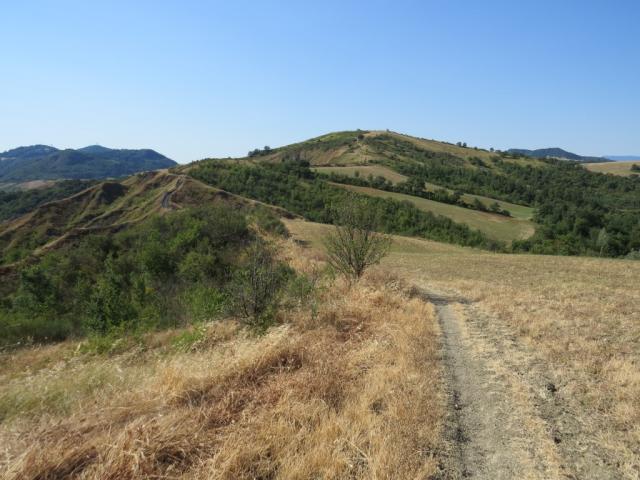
423,182,534,220
285,219,640,479
0,240,446,479
334,183,535,243
584,161,640,176
313,165,408,184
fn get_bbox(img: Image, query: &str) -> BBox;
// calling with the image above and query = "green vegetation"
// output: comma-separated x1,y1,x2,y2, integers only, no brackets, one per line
0,144,176,182
336,184,534,243
318,169,514,217
0,205,290,347
324,196,391,279
189,159,503,251
356,135,640,256
0,180,95,222
313,166,534,220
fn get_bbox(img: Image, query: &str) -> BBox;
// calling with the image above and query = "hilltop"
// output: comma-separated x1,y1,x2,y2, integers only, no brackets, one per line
0,144,176,182
187,129,640,257
507,147,607,163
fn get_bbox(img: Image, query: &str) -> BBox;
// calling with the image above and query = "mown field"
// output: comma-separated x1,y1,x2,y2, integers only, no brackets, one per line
333,183,535,243
584,161,640,176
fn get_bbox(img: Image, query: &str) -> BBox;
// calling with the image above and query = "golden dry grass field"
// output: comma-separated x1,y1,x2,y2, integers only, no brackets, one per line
0,240,447,479
285,219,640,479
312,165,409,184
584,161,640,176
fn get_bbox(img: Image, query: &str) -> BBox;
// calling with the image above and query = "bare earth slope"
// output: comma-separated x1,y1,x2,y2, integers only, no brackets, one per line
0,170,293,267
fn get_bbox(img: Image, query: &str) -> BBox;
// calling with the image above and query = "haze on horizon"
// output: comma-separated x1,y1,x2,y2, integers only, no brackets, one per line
1,0,638,163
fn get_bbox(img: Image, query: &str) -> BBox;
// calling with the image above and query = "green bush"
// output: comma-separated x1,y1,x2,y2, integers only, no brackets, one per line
227,242,292,330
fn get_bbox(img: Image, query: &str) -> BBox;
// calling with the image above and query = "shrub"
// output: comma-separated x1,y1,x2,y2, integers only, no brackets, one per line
227,242,291,329
324,196,391,280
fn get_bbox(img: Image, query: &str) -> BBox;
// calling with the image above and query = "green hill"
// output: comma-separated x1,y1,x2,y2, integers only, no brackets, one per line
507,147,607,163
188,130,640,257
0,144,176,182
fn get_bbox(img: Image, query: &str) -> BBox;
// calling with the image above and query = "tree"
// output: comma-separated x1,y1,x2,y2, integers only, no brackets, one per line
323,196,391,280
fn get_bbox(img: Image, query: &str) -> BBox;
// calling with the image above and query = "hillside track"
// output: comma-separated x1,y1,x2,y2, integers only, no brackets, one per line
419,288,621,480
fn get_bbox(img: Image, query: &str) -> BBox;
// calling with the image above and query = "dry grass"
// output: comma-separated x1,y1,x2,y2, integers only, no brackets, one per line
286,219,640,478
312,165,409,184
584,161,640,176
0,240,445,479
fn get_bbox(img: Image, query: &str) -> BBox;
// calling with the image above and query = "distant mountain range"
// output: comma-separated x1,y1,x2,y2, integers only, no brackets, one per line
0,145,176,182
507,148,608,163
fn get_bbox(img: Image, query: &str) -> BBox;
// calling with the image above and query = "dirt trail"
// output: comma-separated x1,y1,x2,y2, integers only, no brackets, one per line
421,288,623,480
422,290,561,479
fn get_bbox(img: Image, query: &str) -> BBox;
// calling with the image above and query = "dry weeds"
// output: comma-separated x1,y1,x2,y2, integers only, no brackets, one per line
0,239,445,479
285,219,640,478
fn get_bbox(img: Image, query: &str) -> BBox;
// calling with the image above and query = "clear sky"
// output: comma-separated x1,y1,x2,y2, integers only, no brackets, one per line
1,1,638,163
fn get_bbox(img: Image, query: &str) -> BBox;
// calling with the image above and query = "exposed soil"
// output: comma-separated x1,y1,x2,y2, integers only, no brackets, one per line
422,288,621,480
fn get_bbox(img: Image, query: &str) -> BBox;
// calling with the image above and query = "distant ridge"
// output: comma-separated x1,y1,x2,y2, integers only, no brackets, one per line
507,147,608,163
604,155,640,161
0,145,176,181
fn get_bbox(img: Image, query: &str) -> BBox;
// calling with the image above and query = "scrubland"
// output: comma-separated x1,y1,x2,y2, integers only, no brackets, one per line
0,240,446,479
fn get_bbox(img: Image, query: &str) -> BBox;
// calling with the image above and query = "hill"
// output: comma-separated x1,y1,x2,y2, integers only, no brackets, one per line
1,131,639,479
0,144,176,182
187,130,640,257
0,170,292,267
507,147,607,163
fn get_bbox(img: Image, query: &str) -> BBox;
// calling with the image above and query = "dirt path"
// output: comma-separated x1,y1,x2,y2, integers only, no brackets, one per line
422,290,562,479
420,287,624,480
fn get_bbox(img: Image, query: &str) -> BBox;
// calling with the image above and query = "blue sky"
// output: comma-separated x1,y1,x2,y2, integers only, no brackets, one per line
1,1,638,163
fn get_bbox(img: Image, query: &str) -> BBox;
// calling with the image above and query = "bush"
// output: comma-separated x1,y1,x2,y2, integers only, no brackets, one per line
625,250,640,260
227,242,291,329
324,196,391,280
181,285,228,322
